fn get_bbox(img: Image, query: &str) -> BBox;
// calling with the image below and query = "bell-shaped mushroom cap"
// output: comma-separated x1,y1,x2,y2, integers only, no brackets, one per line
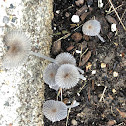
2,30,31,69
43,100,67,122
55,64,80,89
43,63,59,87
82,19,101,36
55,52,76,66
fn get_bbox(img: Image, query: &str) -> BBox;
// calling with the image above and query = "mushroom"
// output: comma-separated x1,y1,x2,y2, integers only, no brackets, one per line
2,30,31,69
82,19,105,42
43,63,59,89
2,30,55,69
55,52,84,74
55,52,76,66
43,100,68,122
43,100,79,122
55,64,85,89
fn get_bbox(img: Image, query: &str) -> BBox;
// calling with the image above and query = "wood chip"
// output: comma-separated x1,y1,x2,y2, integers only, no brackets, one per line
71,32,82,42
52,40,61,55
79,51,91,66
105,15,117,24
76,5,88,16
80,12,90,21
66,45,74,51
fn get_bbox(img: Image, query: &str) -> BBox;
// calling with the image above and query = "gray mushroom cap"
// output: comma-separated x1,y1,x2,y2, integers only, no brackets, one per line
82,19,101,36
55,64,81,89
43,100,67,122
43,63,59,87
55,52,76,66
2,30,31,69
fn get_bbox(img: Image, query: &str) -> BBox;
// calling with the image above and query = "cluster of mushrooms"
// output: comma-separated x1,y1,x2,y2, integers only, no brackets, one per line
1,19,104,123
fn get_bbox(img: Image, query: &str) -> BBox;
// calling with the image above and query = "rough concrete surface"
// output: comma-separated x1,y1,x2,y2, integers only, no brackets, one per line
0,0,53,126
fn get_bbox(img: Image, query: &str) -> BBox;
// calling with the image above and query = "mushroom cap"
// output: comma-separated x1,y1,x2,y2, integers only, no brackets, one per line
43,63,59,87
82,19,101,36
55,52,76,66
2,30,31,69
43,100,67,122
55,64,80,89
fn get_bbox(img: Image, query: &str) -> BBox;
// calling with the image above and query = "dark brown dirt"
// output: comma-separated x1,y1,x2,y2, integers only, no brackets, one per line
44,0,126,125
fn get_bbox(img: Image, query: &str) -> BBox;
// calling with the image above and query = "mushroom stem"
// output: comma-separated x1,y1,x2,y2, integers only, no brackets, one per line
79,74,86,80
77,67,84,74
97,34,105,42
30,51,55,63
60,88,63,101
67,101,79,108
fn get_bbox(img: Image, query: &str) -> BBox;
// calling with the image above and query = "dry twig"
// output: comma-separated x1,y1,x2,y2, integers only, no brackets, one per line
108,0,126,31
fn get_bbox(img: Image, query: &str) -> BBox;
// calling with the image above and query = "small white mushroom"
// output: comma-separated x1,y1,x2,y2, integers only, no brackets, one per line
2,30,55,69
55,52,76,66
55,52,84,74
43,63,59,87
82,19,105,42
2,30,31,69
55,64,85,89
43,100,79,122
43,100,67,122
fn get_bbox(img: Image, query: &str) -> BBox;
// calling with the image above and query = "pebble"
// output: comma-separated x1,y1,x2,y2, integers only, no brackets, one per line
112,89,116,94
3,16,9,24
101,63,106,68
9,4,14,9
71,15,80,23
92,70,96,74
71,119,78,126
11,17,17,23
111,23,116,32
113,71,118,77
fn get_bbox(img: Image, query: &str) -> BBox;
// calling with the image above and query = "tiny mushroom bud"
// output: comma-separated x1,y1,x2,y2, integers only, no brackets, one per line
82,19,105,42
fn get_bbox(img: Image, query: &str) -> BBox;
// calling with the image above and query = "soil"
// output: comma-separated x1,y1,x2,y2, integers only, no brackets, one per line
44,0,126,126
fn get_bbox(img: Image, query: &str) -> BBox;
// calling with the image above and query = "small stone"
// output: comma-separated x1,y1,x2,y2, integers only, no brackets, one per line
111,24,116,32
56,10,60,14
112,89,116,94
9,4,14,9
92,70,96,74
101,63,106,68
4,101,9,106
71,15,80,23
11,17,17,23
98,0,104,8
113,71,118,77
76,50,81,53
3,16,9,24
71,119,78,126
